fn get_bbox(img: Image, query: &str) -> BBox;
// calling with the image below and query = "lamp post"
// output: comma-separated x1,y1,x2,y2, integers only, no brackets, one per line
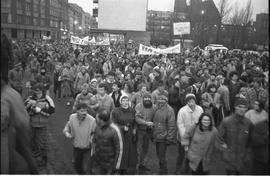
201,10,205,46
74,20,78,35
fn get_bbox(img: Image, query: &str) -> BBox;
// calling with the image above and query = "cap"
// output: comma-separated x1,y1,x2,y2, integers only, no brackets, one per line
158,92,168,101
185,93,196,103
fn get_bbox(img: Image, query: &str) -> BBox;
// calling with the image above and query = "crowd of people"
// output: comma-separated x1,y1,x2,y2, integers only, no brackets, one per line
1,32,269,175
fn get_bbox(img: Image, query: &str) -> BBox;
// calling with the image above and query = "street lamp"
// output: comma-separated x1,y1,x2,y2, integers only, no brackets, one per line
201,10,205,15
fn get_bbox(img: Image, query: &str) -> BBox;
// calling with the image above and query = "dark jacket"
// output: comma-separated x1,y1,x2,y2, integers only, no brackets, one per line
92,121,122,170
217,114,253,173
251,119,268,164
153,104,176,143
25,95,55,127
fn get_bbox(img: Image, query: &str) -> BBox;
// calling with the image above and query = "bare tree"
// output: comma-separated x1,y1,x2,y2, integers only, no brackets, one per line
216,0,232,43
228,0,254,48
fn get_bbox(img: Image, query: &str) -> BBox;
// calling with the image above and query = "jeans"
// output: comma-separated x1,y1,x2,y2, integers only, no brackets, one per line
31,126,47,163
137,130,151,167
155,142,168,174
175,142,185,173
73,147,91,174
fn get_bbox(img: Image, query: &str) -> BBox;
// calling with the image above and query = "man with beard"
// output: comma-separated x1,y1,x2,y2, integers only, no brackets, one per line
135,93,156,173
153,92,176,174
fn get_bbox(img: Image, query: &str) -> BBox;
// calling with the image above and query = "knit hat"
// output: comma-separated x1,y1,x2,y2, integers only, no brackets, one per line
158,92,168,101
234,97,248,107
90,78,97,84
185,93,196,103
120,95,129,102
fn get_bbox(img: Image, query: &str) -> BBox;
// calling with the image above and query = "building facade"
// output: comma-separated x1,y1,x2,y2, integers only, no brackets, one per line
255,13,269,49
1,0,69,39
68,3,84,36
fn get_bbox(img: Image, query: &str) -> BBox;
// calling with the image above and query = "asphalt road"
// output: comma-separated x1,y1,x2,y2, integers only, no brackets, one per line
46,96,227,174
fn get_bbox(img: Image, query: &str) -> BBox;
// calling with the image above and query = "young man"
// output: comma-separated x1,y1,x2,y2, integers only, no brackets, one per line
175,93,204,174
91,108,123,174
153,93,176,174
25,83,55,167
63,103,96,174
217,98,253,175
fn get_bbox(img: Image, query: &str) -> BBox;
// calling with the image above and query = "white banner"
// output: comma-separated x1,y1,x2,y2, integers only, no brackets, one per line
138,44,181,55
42,35,51,40
70,35,110,46
173,22,190,35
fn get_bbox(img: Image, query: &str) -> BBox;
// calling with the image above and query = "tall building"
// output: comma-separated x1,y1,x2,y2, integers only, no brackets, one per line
255,13,269,48
68,3,84,36
146,10,173,45
1,0,68,39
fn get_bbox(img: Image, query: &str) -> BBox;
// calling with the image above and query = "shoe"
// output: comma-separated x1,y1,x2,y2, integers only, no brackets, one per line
139,165,151,171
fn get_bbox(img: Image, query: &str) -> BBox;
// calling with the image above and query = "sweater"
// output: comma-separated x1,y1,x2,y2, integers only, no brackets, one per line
63,113,96,149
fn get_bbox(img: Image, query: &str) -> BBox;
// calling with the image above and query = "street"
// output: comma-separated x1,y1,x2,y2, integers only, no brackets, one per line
46,97,227,175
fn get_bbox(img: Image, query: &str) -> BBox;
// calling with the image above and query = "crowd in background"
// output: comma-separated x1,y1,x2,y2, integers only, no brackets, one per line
2,33,269,175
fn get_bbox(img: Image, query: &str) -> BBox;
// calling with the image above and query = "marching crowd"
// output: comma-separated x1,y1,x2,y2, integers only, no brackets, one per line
1,32,269,175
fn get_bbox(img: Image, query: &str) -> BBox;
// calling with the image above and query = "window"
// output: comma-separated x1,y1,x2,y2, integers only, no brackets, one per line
1,13,8,23
25,16,31,25
17,0,23,9
17,15,24,24
41,19,46,26
26,2,31,11
1,0,11,8
33,18,38,25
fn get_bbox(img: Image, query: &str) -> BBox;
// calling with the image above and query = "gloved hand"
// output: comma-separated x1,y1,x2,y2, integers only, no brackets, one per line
35,107,41,113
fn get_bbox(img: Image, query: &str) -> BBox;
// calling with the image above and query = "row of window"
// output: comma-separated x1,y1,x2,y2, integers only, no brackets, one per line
2,13,47,26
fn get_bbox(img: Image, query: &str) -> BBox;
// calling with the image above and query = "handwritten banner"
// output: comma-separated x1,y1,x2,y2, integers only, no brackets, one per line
138,43,181,55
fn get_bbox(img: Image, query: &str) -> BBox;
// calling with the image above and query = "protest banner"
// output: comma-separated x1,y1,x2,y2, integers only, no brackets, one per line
42,35,51,40
173,22,190,35
138,43,181,55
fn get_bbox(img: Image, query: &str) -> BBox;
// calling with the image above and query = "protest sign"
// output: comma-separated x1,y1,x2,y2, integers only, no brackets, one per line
138,43,181,55
173,22,190,35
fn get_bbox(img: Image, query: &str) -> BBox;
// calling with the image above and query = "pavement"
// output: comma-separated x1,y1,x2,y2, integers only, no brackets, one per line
44,96,227,174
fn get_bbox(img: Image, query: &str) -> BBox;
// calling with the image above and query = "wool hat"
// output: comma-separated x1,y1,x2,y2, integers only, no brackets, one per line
158,92,168,101
234,97,248,107
185,93,196,103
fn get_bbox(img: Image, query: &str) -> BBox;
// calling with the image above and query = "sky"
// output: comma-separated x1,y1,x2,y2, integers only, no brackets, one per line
68,0,268,21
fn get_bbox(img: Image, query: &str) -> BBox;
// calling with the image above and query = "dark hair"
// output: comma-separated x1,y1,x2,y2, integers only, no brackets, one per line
207,84,217,93
255,100,265,111
123,81,133,93
98,82,107,89
197,113,214,131
229,71,239,78
137,83,148,91
113,81,122,89
76,103,88,110
96,108,110,121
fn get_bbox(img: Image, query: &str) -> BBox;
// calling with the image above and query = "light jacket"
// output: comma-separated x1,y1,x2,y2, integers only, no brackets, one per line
177,104,204,144
63,113,96,149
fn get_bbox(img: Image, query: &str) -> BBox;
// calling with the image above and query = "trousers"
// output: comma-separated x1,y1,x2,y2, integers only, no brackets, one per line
155,142,168,174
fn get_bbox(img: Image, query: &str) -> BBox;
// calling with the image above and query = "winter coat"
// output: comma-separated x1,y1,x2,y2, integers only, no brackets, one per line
135,103,156,131
74,72,90,92
177,104,204,144
182,125,218,172
251,120,268,164
25,95,55,127
217,85,230,112
246,87,268,109
92,94,115,113
111,107,137,172
92,121,123,170
63,113,96,149
151,89,168,105
217,114,253,173
153,104,176,143
110,90,123,108
72,93,96,116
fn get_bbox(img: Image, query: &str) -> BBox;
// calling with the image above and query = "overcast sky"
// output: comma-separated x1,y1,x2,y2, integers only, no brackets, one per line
68,0,268,20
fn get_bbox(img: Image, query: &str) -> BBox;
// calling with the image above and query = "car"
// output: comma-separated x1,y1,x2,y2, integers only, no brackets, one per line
204,44,228,54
